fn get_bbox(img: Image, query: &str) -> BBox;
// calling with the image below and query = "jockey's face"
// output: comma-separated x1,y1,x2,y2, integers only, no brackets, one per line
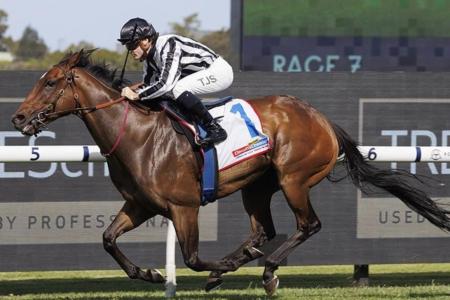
131,38,153,62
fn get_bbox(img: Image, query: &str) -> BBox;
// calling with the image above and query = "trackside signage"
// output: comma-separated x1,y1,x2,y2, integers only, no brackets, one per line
0,201,217,244
357,99,450,238
357,194,450,238
2,72,450,270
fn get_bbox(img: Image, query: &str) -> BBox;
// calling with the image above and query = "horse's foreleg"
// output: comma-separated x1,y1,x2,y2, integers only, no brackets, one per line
103,201,164,283
171,205,235,272
206,175,278,291
205,226,272,291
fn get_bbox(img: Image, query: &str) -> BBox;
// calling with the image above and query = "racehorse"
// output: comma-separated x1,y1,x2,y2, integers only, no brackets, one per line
11,50,450,295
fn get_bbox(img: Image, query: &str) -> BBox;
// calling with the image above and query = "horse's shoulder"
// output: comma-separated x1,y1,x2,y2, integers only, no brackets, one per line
130,101,162,115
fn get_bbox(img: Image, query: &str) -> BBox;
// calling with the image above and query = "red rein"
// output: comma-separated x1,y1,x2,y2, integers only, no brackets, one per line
102,99,130,157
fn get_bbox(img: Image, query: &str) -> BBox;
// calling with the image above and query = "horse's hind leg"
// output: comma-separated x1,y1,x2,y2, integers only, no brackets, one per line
205,170,279,291
103,201,164,283
262,183,321,295
170,204,238,273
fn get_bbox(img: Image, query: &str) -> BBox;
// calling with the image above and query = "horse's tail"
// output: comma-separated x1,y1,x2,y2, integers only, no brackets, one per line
331,123,450,232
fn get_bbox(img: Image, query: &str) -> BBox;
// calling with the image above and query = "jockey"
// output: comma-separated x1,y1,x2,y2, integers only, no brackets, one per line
118,17,233,146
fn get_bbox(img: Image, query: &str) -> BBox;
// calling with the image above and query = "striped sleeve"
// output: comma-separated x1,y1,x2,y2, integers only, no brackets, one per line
137,38,182,100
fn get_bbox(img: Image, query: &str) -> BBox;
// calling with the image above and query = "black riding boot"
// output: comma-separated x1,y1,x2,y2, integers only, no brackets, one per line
176,91,227,146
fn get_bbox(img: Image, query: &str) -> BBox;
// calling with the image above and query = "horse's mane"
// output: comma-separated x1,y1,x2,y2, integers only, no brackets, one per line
58,49,129,91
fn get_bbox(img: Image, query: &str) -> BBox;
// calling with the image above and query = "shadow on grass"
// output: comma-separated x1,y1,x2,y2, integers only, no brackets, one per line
1,272,449,299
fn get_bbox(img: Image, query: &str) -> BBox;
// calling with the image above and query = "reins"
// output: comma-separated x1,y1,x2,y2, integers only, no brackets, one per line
39,68,136,157
102,100,130,157
42,70,128,119
42,97,128,120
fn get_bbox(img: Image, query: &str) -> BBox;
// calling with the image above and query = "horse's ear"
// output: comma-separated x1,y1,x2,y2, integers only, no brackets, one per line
85,48,98,57
66,49,84,68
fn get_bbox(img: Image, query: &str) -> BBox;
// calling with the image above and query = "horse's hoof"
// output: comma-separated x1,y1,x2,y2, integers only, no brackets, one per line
244,246,264,259
205,277,223,292
147,269,165,283
263,275,279,296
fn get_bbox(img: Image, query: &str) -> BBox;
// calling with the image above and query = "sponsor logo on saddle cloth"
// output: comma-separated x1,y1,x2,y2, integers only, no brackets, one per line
208,99,271,170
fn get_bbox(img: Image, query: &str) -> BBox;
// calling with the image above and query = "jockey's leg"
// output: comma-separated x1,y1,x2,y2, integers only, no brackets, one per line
103,201,164,283
172,56,233,146
176,91,227,145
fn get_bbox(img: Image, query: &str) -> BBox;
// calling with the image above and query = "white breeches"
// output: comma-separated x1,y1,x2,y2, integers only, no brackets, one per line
172,56,234,99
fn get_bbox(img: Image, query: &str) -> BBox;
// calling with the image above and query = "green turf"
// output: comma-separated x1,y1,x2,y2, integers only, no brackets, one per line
0,264,449,299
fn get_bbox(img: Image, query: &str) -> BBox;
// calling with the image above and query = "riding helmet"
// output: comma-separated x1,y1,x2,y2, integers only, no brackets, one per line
118,18,158,45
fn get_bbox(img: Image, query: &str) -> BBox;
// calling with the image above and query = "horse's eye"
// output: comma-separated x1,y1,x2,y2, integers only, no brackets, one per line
46,80,56,88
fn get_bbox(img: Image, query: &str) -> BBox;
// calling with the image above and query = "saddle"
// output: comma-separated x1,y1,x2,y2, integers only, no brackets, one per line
134,96,234,205
132,96,272,205
161,96,233,127
152,96,233,148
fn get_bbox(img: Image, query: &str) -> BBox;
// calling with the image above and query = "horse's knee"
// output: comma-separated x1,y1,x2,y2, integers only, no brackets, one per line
184,254,202,272
299,218,322,237
309,219,322,235
102,231,115,253
251,226,274,248
314,220,322,232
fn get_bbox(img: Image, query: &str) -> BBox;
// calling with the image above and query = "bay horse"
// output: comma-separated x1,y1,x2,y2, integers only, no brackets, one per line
11,50,450,295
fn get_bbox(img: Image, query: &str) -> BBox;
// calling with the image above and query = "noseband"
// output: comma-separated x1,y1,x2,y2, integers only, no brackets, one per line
42,67,126,121
28,67,130,156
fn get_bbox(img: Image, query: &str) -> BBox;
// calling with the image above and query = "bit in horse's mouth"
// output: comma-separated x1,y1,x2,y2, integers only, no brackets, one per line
22,123,37,135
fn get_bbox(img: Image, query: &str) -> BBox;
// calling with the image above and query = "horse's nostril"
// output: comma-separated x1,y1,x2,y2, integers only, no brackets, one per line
11,114,26,126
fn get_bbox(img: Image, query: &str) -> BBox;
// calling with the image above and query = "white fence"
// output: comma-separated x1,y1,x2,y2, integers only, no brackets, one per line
1,145,450,163
1,145,450,297
358,146,450,163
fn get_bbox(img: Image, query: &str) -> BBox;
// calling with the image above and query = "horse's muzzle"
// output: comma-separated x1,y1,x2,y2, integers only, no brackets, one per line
11,113,26,128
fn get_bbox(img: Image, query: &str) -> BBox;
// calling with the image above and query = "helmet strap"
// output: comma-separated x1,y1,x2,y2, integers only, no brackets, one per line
151,32,159,45
119,23,138,83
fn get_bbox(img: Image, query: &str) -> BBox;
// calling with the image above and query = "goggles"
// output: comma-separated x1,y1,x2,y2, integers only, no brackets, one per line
125,40,140,51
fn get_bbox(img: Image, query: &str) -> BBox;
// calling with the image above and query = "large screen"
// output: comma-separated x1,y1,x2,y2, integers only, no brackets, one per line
241,0,450,72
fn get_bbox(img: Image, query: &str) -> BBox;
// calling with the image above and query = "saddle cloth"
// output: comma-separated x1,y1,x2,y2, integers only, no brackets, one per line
158,97,272,205
207,99,271,171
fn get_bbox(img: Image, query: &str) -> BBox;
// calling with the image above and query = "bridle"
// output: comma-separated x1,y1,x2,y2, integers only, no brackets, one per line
31,66,130,156
40,67,126,120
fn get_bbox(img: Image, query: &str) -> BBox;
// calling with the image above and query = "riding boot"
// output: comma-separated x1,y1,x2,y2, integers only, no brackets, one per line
176,91,227,146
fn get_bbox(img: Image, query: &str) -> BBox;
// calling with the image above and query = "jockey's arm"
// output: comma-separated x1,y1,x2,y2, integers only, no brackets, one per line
121,82,144,101
137,39,182,100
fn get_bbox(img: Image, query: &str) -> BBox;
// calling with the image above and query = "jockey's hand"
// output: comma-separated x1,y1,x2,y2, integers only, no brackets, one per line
121,87,140,101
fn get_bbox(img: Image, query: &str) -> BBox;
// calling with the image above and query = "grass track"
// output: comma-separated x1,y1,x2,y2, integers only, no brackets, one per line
0,264,449,299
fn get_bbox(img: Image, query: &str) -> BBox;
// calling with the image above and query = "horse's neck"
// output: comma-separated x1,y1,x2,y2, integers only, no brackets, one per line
76,71,158,156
